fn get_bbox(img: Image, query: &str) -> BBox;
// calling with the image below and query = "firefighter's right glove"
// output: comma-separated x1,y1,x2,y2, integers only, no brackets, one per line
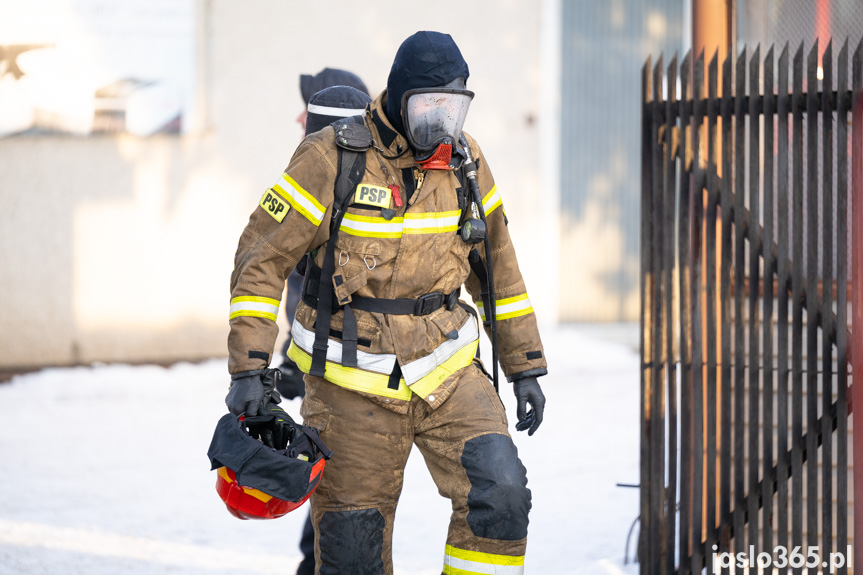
225,368,282,417
246,401,295,449
513,376,545,436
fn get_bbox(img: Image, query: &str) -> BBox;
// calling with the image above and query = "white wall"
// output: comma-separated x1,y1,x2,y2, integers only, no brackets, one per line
0,0,559,369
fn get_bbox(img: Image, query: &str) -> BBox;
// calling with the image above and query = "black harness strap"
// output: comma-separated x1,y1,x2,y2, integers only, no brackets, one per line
309,143,366,377
310,223,341,377
387,361,402,390
340,304,358,367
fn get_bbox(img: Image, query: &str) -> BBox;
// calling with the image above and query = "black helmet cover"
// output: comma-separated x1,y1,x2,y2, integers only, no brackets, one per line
300,68,369,106
304,85,372,136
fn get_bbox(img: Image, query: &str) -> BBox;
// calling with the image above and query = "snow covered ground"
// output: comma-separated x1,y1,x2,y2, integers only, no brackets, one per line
0,324,643,575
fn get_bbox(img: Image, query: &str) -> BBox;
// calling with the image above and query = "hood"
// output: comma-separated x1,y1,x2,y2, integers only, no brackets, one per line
384,31,470,136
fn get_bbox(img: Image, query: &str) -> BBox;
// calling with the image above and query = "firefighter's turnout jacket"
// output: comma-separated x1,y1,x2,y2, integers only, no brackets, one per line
228,93,547,411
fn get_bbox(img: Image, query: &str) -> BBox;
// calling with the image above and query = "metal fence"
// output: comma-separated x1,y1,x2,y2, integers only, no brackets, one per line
639,39,861,574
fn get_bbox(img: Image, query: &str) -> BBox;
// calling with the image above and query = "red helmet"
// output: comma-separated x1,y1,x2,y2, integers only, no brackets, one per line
207,405,332,520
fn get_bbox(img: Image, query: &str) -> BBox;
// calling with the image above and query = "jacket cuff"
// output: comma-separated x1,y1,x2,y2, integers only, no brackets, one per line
230,368,267,380
506,367,548,383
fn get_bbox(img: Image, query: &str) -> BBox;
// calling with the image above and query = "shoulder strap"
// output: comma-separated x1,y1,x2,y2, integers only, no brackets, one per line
330,116,371,232
309,116,371,376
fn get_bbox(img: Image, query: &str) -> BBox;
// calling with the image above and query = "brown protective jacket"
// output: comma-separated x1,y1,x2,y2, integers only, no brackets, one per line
228,92,547,413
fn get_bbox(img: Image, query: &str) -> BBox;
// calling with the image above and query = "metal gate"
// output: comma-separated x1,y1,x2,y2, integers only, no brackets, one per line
639,39,861,574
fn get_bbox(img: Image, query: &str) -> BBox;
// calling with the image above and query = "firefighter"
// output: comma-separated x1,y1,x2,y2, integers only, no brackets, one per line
225,31,547,574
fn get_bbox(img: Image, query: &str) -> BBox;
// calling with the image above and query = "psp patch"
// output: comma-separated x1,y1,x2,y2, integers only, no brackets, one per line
354,184,391,208
259,189,290,223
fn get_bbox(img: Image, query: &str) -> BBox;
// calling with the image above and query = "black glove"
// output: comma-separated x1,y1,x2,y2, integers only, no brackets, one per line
245,402,331,460
246,401,295,449
225,368,282,417
513,376,545,436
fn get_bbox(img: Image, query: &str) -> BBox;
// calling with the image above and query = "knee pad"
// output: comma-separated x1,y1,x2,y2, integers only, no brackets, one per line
318,508,385,574
460,433,531,540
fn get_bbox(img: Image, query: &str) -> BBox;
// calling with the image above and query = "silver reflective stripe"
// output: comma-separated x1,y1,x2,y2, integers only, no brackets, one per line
340,214,404,237
290,315,477,383
273,173,326,226
402,211,460,233
475,293,533,322
229,296,280,321
289,319,396,374
443,555,524,575
481,185,502,215
229,300,279,316
401,317,478,385
306,103,366,117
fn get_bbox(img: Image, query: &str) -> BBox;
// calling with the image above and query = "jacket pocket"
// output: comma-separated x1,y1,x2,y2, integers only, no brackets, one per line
428,305,469,342
335,235,381,257
332,268,368,306
333,235,381,295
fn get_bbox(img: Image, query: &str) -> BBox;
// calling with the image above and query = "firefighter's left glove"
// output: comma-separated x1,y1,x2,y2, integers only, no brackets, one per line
225,367,283,417
513,376,545,436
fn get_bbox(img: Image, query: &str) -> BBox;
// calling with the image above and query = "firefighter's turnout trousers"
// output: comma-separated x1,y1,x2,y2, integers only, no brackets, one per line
302,364,530,575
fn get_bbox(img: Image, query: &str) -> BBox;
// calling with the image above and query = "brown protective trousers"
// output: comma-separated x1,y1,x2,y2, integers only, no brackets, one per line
301,362,530,575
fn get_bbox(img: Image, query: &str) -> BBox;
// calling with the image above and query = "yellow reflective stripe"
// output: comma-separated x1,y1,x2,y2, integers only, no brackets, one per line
339,210,462,238
407,339,478,399
443,545,524,575
403,210,461,234
217,467,232,483
476,294,533,321
287,341,412,401
272,173,326,226
481,185,502,216
229,296,280,322
340,213,405,238
217,467,272,502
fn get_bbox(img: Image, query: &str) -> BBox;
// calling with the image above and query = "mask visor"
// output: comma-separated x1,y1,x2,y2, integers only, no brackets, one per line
402,88,474,156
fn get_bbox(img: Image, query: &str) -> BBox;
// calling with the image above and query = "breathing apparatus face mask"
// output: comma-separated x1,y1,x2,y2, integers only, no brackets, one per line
401,79,474,170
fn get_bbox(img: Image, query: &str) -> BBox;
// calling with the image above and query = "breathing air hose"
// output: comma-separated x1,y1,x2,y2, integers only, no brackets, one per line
459,136,499,393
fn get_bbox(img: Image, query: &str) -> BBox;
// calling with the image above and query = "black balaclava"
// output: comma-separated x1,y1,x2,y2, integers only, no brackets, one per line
384,31,470,137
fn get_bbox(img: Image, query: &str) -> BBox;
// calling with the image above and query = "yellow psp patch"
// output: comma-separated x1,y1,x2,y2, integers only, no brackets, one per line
354,184,391,208
259,189,290,223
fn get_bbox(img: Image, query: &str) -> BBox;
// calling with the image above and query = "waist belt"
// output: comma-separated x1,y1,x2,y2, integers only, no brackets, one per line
302,263,459,316
349,289,460,316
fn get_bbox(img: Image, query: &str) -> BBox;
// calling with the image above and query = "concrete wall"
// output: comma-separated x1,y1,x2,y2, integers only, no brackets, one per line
0,0,559,369
559,0,683,322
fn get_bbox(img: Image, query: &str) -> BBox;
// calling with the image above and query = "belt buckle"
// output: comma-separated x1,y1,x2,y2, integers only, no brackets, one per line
415,292,444,316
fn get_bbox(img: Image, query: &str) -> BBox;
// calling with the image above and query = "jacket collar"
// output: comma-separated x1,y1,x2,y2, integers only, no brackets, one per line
366,91,414,167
